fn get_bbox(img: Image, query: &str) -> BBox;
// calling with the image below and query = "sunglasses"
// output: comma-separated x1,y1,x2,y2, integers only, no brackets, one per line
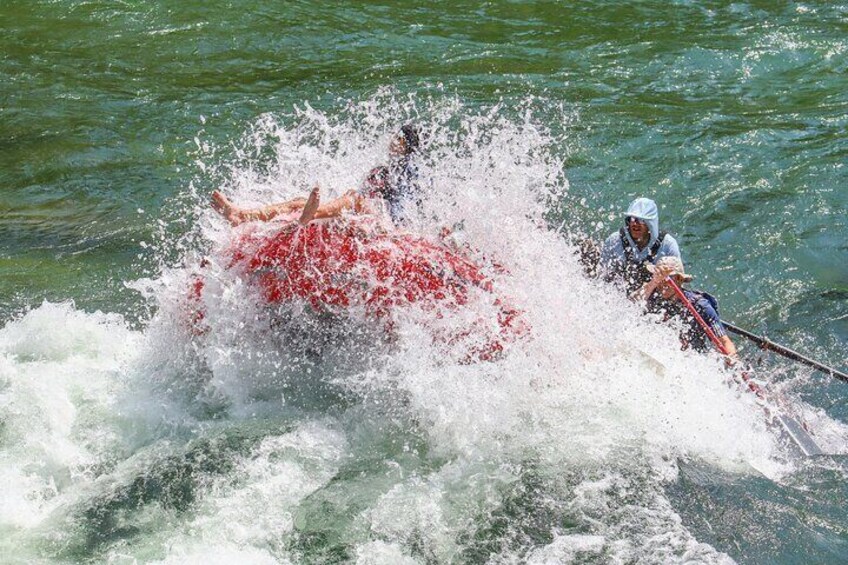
625,216,647,226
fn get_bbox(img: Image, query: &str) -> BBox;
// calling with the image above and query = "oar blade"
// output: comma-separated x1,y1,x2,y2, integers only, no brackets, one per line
775,414,825,457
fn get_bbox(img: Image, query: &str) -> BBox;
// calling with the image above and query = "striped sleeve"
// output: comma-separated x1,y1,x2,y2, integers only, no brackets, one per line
709,318,726,338
697,298,726,338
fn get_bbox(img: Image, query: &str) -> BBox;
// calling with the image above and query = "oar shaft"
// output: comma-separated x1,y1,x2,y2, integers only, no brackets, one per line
665,279,766,398
723,321,848,384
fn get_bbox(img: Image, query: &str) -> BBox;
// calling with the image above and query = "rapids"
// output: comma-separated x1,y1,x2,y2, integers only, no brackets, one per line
3,96,845,563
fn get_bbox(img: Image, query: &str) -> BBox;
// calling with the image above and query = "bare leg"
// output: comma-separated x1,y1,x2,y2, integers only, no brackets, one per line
212,190,311,225
297,186,320,226
280,197,308,211
211,190,245,225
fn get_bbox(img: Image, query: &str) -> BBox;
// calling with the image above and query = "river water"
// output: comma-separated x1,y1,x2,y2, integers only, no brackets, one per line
1,1,847,563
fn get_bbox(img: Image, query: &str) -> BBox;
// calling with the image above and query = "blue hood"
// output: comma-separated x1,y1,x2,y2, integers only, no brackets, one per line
624,197,660,245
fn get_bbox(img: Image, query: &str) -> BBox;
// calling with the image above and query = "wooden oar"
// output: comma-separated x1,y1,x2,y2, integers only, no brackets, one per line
721,321,848,384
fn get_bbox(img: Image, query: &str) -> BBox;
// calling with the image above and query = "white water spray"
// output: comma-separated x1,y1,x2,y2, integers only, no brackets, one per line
3,92,829,563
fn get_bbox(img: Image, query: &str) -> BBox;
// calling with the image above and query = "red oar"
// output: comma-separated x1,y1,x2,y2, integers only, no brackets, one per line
665,276,758,396
664,277,825,456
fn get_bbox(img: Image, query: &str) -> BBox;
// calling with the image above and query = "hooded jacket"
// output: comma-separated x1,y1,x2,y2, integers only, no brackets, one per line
599,197,681,286
624,197,660,247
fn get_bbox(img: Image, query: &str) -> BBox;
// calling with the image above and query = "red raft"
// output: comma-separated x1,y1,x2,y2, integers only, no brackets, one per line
190,221,526,360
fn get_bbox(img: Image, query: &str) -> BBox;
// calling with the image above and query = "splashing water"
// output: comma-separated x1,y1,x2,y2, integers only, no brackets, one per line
3,93,842,563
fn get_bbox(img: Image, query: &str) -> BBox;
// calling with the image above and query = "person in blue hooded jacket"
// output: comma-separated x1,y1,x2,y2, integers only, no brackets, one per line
599,197,681,292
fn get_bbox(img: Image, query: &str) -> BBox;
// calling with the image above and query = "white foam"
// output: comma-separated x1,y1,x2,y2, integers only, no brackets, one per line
143,420,346,562
146,544,285,565
0,301,137,528
355,540,420,565
141,93,796,560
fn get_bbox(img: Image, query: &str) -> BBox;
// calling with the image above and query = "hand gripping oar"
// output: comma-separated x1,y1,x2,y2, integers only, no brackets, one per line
665,277,825,456
721,321,848,384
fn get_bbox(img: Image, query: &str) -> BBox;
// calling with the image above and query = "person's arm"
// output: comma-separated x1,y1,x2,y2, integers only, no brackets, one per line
631,263,674,301
633,275,661,302
718,332,739,368
599,234,623,282
720,334,738,359
698,300,740,362
658,234,681,261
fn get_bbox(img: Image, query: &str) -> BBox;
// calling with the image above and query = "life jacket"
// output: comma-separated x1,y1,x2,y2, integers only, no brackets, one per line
693,290,720,316
618,227,668,291
362,166,389,199
362,163,418,225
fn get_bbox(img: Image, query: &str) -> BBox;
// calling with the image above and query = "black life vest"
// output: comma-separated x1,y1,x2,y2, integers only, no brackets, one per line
617,227,668,291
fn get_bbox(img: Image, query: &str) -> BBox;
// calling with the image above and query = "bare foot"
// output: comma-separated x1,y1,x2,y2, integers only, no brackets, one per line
211,191,243,226
297,186,320,226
